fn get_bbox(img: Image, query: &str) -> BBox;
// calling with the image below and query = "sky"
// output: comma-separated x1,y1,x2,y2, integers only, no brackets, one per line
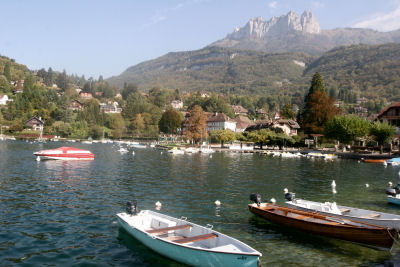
1,0,400,79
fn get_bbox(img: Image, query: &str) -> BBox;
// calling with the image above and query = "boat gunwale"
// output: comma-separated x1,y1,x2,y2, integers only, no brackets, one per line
116,211,262,257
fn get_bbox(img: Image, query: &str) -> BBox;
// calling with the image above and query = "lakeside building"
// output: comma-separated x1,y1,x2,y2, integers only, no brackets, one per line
245,119,300,136
25,116,44,131
206,112,236,132
377,102,400,134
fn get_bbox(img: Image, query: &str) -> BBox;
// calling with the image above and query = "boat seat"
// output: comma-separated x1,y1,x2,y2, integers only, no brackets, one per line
339,208,351,213
147,224,192,234
174,233,218,244
360,213,381,218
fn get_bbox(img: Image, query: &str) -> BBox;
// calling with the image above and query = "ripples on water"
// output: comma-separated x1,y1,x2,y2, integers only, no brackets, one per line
1,141,400,266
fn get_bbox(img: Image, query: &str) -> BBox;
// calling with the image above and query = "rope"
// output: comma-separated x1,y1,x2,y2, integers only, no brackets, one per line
387,228,400,250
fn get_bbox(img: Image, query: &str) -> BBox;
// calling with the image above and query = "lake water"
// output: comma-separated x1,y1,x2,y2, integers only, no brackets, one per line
1,140,400,266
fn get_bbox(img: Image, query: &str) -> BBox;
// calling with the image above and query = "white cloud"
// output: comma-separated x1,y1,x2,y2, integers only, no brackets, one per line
353,5,400,31
268,1,277,9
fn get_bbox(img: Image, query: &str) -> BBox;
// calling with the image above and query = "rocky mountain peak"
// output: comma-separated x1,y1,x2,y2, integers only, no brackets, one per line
227,10,320,40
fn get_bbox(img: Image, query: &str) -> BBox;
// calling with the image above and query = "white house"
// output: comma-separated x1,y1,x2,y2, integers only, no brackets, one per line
271,119,300,136
0,94,9,105
206,113,236,132
99,101,122,114
171,100,183,109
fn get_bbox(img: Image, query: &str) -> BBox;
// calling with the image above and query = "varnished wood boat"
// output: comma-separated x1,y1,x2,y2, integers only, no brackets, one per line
248,199,398,249
362,159,389,163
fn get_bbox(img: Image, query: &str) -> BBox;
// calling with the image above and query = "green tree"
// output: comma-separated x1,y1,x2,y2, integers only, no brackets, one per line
325,115,370,147
211,129,236,148
0,75,11,93
248,129,274,149
131,113,145,136
159,109,183,134
280,103,295,119
121,83,138,100
3,62,11,81
370,121,395,153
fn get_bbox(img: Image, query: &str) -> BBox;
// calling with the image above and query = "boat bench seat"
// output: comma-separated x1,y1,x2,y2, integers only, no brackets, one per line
360,213,381,218
174,233,218,244
147,224,192,234
340,208,351,213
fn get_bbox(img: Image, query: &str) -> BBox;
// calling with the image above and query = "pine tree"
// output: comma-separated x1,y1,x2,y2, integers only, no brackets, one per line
3,62,11,81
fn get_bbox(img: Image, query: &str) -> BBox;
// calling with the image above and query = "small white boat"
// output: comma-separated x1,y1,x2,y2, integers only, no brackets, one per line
116,203,261,267
118,147,129,153
33,146,94,160
131,144,147,149
285,196,400,230
199,145,214,154
185,147,199,153
387,158,400,166
168,147,184,154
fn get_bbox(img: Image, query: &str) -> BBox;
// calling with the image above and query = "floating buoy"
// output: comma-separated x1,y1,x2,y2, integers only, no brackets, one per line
155,201,162,208
358,160,360,163
36,156,41,161
214,200,221,206
132,151,135,155
365,183,369,188
331,180,336,188
270,198,276,204
389,181,393,187
210,155,212,158
332,188,337,194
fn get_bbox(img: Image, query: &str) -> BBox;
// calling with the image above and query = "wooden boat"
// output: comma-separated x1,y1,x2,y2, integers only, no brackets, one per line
362,159,389,163
285,198,400,230
117,203,261,267
33,146,94,160
248,195,398,249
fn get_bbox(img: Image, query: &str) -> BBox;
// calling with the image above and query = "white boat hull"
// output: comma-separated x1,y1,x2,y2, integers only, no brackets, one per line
286,198,400,230
116,211,260,267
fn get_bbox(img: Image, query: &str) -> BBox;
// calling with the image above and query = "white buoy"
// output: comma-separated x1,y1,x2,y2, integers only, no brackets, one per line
332,188,337,194
358,160,360,163
36,156,41,161
161,152,163,155
283,188,288,194
214,200,221,206
155,201,162,208
365,183,369,188
331,180,336,188
210,155,212,158
270,198,276,204
389,181,393,187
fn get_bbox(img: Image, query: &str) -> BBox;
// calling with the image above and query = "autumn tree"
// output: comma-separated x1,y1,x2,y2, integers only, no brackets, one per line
184,105,207,143
159,109,183,134
300,73,339,134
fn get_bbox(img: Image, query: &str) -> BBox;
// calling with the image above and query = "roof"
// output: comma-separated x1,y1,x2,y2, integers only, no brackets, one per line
274,119,300,129
231,105,248,114
234,115,252,124
25,116,44,125
207,113,234,122
377,102,400,118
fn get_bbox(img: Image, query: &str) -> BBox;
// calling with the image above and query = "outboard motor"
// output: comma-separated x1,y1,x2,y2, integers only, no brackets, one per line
250,193,261,205
285,192,295,201
386,188,397,197
126,201,138,215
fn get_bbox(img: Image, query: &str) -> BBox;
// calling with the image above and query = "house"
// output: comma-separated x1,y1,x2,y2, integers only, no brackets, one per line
377,102,400,134
171,100,183,109
0,94,9,105
273,112,280,120
95,92,103,97
206,112,236,132
115,93,122,99
354,106,368,117
75,87,82,94
245,119,300,136
256,108,267,118
13,80,24,94
99,101,122,114
25,116,44,131
69,99,84,111
234,115,253,133
231,105,248,116
270,119,300,136
79,91,93,100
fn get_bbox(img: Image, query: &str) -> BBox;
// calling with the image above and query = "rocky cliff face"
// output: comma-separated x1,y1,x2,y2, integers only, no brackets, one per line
211,10,399,55
228,10,320,40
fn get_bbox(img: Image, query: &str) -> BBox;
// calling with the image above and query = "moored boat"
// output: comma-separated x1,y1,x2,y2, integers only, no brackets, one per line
249,194,398,250
387,158,400,166
33,146,94,160
388,196,400,205
168,147,185,154
362,159,389,163
284,196,400,230
117,202,261,267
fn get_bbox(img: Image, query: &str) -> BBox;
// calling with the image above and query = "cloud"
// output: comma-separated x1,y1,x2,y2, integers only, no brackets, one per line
353,5,400,31
268,1,277,9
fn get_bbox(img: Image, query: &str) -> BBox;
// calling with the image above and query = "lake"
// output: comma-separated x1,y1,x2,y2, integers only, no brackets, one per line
1,140,400,266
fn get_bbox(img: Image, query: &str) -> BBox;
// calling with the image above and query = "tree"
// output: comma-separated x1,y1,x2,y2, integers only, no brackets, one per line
370,121,395,153
56,70,68,91
159,109,183,134
300,73,340,134
280,103,295,119
211,129,236,148
247,129,274,149
131,113,145,136
184,105,207,143
325,115,370,147
3,62,11,81
121,83,138,100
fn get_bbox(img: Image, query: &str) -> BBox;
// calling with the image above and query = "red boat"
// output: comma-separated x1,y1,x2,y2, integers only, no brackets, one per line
362,159,389,163
34,146,95,160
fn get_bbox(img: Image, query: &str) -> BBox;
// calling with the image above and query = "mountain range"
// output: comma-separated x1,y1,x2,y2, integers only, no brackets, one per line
98,11,400,102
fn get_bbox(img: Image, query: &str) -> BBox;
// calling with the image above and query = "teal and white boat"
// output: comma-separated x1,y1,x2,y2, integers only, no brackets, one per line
116,202,261,267
388,195,400,205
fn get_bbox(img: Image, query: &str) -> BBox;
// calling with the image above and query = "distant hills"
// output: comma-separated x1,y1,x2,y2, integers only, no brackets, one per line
211,11,400,55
